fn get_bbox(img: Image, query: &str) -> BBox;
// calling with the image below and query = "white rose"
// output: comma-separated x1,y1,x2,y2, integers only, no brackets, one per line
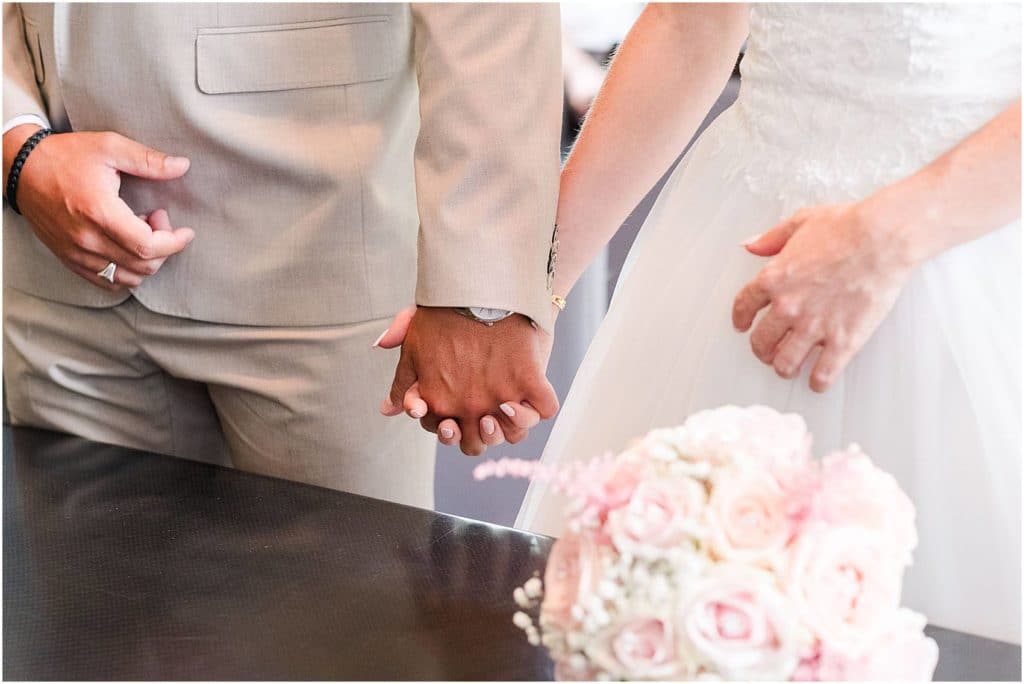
673,405,811,469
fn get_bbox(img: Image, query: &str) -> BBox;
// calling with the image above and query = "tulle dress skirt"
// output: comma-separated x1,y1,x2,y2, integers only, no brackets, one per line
515,100,1022,642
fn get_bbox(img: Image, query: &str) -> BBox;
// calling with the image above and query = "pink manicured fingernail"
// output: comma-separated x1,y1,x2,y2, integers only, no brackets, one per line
482,417,496,435
742,233,763,246
499,403,516,417
440,427,454,440
410,406,425,419
371,329,388,348
379,398,393,415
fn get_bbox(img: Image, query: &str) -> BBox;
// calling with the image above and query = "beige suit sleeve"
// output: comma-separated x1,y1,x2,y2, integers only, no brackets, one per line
3,4,49,129
411,3,562,333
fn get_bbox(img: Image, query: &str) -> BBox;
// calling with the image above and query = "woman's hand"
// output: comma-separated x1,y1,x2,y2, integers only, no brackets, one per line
3,126,196,290
734,100,1021,393
432,401,543,450
732,203,918,393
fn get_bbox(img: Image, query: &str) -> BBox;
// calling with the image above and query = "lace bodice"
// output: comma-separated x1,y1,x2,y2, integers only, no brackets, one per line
711,3,1021,209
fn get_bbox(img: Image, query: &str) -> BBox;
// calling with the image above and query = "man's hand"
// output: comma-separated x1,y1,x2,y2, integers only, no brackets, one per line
3,125,195,290
378,307,558,456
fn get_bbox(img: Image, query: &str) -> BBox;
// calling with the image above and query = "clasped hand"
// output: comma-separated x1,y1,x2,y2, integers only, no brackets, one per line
377,307,558,456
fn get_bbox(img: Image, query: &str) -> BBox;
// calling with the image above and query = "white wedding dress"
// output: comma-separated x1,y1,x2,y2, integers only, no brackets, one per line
518,4,1021,643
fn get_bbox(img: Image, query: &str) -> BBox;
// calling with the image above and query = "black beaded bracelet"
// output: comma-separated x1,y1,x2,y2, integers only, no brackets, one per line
5,127,54,215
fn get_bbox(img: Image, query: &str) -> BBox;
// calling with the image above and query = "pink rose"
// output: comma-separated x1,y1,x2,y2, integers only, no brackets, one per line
706,466,794,567
791,648,823,681
540,532,600,633
606,475,707,558
815,447,917,563
800,609,938,681
786,525,904,657
677,564,805,680
577,456,645,525
775,460,821,529
587,613,689,679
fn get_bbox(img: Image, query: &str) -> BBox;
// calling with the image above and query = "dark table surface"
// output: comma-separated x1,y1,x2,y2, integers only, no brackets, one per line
3,426,1021,681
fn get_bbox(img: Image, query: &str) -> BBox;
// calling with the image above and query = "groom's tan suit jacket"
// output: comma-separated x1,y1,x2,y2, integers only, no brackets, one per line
3,3,561,329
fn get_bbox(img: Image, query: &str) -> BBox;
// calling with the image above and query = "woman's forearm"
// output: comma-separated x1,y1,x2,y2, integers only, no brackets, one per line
861,100,1022,267
553,3,749,298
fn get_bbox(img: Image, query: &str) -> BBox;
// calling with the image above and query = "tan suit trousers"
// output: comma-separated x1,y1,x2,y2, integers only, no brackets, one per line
4,287,436,509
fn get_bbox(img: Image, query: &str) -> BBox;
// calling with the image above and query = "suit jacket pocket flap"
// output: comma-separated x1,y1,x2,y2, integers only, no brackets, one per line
196,16,396,94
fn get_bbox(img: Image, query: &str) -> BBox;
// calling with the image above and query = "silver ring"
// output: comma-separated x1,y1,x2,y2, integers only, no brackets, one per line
97,261,117,284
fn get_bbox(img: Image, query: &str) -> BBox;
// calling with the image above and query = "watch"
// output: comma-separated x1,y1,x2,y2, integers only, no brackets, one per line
454,307,515,326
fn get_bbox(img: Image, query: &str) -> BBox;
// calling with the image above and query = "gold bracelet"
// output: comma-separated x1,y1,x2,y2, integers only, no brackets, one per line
551,294,567,311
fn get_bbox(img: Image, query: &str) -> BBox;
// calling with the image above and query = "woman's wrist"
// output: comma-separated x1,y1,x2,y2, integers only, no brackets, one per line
856,171,949,271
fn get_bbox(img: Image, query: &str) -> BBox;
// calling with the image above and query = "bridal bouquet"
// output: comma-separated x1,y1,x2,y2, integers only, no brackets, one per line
475,405,938,681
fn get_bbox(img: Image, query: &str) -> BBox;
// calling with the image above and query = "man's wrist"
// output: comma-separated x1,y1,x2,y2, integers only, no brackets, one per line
3,123,44,188
453,306,515,326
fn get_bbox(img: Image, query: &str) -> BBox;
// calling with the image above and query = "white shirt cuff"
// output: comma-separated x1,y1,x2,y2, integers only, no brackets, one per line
3,114,48,135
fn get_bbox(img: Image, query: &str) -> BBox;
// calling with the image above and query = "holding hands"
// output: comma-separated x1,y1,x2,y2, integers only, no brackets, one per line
377,306,558,456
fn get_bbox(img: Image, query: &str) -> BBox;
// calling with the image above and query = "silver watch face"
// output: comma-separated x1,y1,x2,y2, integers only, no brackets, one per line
468,307,513,322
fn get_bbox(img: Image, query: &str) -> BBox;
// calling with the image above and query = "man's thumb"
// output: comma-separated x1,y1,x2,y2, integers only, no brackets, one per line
108,134,191,180
382,354,417,417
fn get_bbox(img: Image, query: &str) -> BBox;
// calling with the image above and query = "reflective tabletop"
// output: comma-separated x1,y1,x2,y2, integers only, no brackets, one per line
3,426,1020,681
